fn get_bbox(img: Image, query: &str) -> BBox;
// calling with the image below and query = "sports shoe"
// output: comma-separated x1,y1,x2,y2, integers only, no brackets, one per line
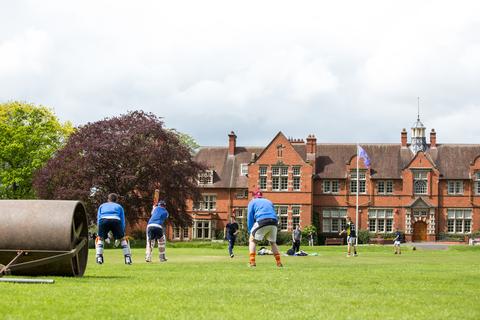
346,254,351,257
96,255,104,264
249,262,256,267
230,254,234,258
276,262,283,267
145,255,152,262
354,253,358,257
124,255,132,265
159,255,168,262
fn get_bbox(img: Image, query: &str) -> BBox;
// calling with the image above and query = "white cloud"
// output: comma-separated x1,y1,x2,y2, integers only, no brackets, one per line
1,0,480,146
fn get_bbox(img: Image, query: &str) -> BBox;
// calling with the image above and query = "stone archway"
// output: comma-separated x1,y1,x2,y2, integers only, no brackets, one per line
412,221,427,242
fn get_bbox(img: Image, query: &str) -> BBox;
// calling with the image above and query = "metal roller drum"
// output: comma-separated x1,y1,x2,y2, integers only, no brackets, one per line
0,200,89,277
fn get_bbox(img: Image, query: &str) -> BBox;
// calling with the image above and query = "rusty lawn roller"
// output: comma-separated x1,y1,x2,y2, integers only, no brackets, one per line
0,200,89,278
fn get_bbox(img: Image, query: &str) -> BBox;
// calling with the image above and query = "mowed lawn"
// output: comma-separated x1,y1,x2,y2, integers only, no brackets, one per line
1,245,480,320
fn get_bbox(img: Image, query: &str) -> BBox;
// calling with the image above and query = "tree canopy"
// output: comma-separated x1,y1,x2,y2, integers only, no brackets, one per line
0,101,73,199
33,110,204,227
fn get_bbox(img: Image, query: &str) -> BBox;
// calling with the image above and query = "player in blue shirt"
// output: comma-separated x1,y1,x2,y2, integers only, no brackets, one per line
95,193,132,265
247,191,283,267
145,200,169,262
393,229,402,254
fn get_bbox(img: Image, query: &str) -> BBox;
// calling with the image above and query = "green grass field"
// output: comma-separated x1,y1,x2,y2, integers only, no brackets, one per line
1,245,480,319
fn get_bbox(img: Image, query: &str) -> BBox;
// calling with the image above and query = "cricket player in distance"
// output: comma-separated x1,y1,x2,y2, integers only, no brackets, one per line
145,200,169,262
393,228,402,255
339,216,358,257
95,193,132,265
247,190,283,267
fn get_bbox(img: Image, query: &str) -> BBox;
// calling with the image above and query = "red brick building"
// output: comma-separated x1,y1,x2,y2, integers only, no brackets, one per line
169,117,480,242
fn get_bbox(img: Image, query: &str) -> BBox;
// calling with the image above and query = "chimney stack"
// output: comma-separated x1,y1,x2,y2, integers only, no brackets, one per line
228,131,237,156
306,134,317,161
430,129,436,148
401,128,407,148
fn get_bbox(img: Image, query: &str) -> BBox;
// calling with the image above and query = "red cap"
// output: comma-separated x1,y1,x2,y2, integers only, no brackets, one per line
253,190,263,198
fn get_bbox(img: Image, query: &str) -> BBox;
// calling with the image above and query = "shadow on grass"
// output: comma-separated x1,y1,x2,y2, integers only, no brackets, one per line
82,275,129,279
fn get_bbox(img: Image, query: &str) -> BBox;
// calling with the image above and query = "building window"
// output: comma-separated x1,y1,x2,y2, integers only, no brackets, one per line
275,206,288,231
293,166,301,176
323,180,339,193
368,209,394,233
322,208,347,233
259,166,267,190
240,163,248,176
292,206,301,229
413,171,428,194
293,166,301,191
277,144,284,157
198,170,214,185
475,172,480,195
234,207,247,229
377,180,393,194
193,195,216,211
447,181,463,195
174,225,188,240
272,166,288,191
350,171,366,194
173,225,181,239
235,189,248,199
193,220,211,239
447,209,472,234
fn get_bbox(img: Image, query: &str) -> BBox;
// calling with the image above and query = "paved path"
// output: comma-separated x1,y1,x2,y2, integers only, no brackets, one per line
408,242,453,250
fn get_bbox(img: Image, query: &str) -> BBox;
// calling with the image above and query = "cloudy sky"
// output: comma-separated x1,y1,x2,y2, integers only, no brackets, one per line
1,1,480,146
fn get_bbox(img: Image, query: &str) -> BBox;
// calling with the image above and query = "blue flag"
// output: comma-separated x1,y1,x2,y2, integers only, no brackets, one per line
357,145,371,168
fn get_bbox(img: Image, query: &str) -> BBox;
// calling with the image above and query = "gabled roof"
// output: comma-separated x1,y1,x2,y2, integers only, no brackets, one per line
315,144,413,179
195,141,480,185
194,146,263,188
427,144,480,179
407,197,434,208
254,131,307,164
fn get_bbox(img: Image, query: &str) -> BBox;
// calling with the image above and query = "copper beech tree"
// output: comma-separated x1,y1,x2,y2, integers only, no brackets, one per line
33,111,204,227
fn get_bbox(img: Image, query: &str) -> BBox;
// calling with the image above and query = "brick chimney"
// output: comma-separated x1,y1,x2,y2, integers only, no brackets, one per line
430,129,436,148
228,131,237,156
306,134,317,162
401,128,407,148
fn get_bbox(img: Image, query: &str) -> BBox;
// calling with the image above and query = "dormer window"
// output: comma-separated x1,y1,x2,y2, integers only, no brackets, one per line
474,172,480,195
198,170,214,185
413,171,428,194
240,163,248,176
447,181,463,195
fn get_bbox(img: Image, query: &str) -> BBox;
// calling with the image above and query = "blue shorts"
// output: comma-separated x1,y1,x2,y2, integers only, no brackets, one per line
98,218,124,239
147,225,164,240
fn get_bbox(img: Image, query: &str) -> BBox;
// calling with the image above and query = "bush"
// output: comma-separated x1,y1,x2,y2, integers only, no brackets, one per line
470,231,480,239
235,229,250,246
358,229,370,244
438,232,466,241
301,225,317,245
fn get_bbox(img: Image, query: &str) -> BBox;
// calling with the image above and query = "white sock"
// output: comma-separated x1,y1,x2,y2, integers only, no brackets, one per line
158,236,166,260
121,239,131,256
95,238,104,256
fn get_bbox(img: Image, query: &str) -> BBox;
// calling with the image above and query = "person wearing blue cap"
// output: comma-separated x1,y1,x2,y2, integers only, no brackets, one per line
145,200,169,262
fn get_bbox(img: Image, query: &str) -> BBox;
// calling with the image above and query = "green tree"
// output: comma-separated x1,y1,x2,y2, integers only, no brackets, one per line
169,129,200,154
0,101,73,199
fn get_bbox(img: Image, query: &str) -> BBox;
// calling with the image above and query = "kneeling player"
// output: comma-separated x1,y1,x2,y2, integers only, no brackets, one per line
95,193,132,265
247,191,282,267
146,200,169,262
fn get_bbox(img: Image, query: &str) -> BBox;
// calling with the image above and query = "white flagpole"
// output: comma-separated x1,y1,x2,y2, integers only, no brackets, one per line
356,144,359,246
